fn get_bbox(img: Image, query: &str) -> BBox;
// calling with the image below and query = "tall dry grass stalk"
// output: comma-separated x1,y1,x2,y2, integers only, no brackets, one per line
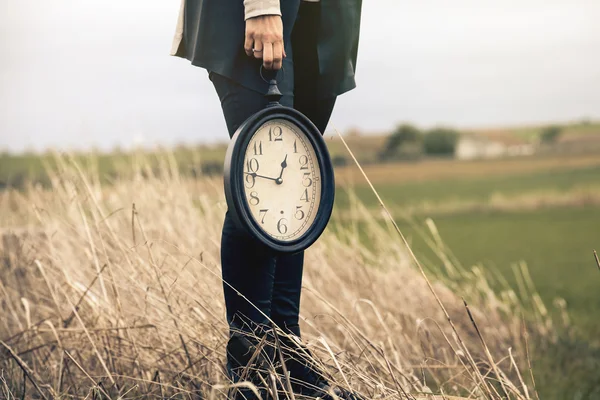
0,153,550,398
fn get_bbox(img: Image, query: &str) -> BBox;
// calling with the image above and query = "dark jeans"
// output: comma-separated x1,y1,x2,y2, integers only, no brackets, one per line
209,1,336,388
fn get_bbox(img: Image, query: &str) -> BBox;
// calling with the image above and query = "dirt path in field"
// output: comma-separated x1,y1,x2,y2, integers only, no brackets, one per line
335,153,600,185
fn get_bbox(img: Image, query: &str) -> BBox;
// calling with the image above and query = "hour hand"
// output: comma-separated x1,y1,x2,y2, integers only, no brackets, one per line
276,154,288,183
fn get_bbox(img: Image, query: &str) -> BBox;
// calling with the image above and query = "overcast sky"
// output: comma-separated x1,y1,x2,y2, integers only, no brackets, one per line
1,0,599,152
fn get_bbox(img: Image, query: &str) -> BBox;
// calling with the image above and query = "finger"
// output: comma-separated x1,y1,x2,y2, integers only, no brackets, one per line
272,41,283,70
262,43,274,70
253,39,264,59
244,31,254,57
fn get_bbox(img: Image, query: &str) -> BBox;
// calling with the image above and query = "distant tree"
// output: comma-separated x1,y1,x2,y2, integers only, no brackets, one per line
379,124,422,161
201,161,223,176
540,125,562,144
423,128,459,156
331,155,348,167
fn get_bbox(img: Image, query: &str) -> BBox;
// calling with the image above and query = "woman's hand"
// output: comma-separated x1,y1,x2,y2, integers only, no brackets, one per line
244,15,286,70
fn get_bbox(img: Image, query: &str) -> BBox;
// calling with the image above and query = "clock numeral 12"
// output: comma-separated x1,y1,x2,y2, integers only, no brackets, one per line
269,126,283,142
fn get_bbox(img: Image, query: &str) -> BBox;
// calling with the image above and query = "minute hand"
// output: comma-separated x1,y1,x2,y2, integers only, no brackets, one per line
245,172,278,182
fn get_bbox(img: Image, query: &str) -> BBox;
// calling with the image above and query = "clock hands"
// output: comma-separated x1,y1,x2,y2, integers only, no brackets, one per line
244,154,288,185
276,154,288,185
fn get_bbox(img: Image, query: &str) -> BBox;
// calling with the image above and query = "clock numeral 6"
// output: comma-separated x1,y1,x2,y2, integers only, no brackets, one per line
269,126,283,142
302,172,312,187
299,155,309,170
249,191,260,206
277,218,288,234
294,206,305,220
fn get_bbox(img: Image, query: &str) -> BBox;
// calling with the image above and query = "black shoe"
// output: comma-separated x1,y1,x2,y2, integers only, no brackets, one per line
277,336,355,399
226,331,275,400
278,337,368,400
295,374,344,399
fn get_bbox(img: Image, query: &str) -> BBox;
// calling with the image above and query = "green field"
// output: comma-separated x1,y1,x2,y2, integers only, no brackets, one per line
399,208,600,334
335,163,600,331
336,164,600,209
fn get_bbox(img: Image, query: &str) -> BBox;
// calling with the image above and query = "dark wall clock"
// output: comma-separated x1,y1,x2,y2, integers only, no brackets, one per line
223,75,335,254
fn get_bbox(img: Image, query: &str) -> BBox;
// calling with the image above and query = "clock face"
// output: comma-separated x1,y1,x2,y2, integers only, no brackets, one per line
242,118,322,242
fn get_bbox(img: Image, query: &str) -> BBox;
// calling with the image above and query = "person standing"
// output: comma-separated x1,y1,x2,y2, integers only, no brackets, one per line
171,0,362,398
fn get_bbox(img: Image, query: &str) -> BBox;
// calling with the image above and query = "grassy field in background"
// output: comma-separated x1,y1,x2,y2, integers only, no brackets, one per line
332,161,600,339
1,123,600,398
335,162,600,214
2,120,599,188
397,208,600,336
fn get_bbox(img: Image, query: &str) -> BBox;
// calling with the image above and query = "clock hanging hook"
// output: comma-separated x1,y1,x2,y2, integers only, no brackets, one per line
260,65,285,106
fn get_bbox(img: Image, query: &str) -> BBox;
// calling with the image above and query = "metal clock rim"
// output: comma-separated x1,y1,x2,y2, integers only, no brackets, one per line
223,105,335,254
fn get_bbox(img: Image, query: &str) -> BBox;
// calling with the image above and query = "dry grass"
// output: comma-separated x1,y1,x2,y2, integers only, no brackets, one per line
0,154,554,399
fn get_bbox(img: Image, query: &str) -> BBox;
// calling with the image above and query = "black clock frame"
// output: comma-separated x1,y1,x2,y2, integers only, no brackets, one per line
223,105,335,254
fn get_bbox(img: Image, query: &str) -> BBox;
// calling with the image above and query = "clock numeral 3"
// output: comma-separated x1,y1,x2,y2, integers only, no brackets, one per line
300,188,309,202
302,172,312,187
299,155,309,170
249,191,260,206
269,126,283,142
277,218,288,234
259,209,269,224
294,206,305,220
253,141,263,155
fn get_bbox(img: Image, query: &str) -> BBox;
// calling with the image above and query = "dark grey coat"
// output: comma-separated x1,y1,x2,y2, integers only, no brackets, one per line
170,0,362,98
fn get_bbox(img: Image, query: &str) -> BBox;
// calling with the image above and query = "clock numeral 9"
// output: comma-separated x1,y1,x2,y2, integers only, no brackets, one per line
245,173,255,188
299,155,309,170
302,172,312,187
249,191,260,206
295,206,305,220
269,126,283,142
277,218,288,234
